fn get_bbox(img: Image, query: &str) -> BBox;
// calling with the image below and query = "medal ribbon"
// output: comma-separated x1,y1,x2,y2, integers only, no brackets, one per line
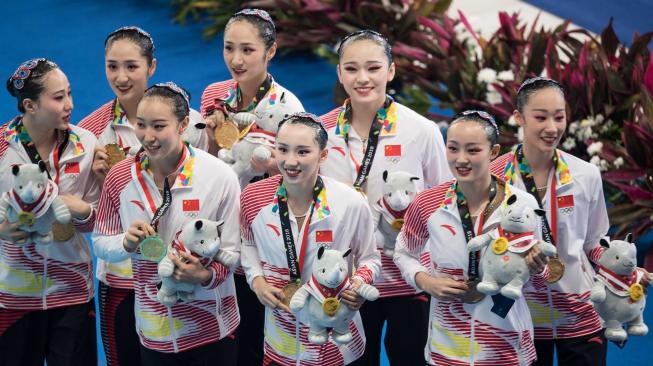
381,198,407,219
456,177,497,281
135,147,187,230
309,274,349,299
15,120,69,185
277,177,325,282
11,185,50,214
596,265,641,293
515,146,558,246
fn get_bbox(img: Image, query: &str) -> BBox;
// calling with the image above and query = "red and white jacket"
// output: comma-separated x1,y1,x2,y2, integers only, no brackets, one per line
92,144,241,353
491,148,609,340
0,118,99,312
394,180,540,366
320,101,451,298
240,175,381,366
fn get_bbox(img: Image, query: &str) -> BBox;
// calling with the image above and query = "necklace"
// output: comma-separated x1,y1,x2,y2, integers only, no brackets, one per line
536,185,547,192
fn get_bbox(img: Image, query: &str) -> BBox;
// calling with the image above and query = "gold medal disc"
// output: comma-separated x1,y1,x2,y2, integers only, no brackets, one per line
281,281,301,307
492,237,509,255
547,257,566,283
629,283,644,302
461,278,486,304
390,218,405,231
52,222,75,241
18,211,36,226
323,297,341,316
214,121,240,149
105,143,126,169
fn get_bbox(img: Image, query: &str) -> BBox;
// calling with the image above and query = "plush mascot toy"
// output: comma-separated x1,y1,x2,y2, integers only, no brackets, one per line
372,170,419,257
467,194,557,299
590,234,648,342
157,219,237,306
289,247,379,344
0,162,71,245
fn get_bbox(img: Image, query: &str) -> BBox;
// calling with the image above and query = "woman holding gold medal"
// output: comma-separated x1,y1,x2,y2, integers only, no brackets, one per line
239,112,380,365
490,77,651,365
319,30,451,366
199,9,304,365
0,58,99,365
92,82,241,364
394,111,546,365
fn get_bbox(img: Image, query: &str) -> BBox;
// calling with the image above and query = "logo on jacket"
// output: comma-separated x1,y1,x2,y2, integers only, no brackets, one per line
266,224,281,236
384,144,401,164
440,224,456,236
183,199,200,218
130,200,145,211
64,162,80,180
557,195,574,215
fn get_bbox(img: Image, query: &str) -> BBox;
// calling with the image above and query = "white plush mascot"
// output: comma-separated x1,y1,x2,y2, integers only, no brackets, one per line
467,194,557,299
289,247,379,344
181,108,210,150
590,234,648,342
218,92,296,184
157,218,237,306
0,162,71,245
372,170,419,257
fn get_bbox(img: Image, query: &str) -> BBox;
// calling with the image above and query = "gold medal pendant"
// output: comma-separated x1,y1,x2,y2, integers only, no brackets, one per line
461,278,486,304
105,143,126,169
629,283,644,302
18,211,36,226
214,121,240,149
390,218,404,231
492,237,509,255
52,222,75,241
322,297,341,316
547,257,566,283
139,235,167,262
281,281,301,307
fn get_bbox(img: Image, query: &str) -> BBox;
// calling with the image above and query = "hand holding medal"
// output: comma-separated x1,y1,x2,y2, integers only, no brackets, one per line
123,220,156,253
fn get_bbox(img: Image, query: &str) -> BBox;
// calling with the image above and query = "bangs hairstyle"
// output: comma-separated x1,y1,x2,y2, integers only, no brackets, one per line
278,112,328,150
105,26,155,66
142,83,190,122
337,29,393,65
516,77,565,113
226,9,276,50
6,58,60,113
450,110,499,146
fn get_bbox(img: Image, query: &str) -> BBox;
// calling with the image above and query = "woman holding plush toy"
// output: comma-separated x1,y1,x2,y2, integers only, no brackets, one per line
394,110,546,365
318,30,451,366
92,82,241,365
0,58,99,365
239,112,381,365
199,9,304,365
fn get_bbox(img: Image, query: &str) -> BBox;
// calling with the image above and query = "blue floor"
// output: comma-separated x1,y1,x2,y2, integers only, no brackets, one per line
1,1,651,364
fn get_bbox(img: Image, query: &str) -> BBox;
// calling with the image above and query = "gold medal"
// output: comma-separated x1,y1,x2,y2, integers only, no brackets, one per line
52,222,75,241
105,143,126,169
461,278,486,304
17,211,36,226
390,218,404,231
629,283,644,302
492,237,509,255
214,121,240,149
139,235,167,262
547,257,566,283
322,297,341,316
281,281,301,307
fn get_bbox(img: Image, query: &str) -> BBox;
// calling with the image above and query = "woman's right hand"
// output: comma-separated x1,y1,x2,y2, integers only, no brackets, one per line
123,220,155,253
204,110,226,154
252,276,290,312
415,272,468,300
0,220,30,244
92,145,109,184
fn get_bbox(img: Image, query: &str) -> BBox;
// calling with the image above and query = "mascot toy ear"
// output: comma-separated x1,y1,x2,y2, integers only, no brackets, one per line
507,194,517,205
280,92,286,103
625,233,633,243
410,176,420,182
12,164,20,176
317,246,326,260
382,170,388,182
534,209,546,217
599,238,610,248
38,161,48,173
195,123,206,130
342,248,352,258
194,220,204,231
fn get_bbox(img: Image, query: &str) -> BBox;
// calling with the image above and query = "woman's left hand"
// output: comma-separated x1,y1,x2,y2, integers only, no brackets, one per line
58,194,92,220
170,251,212,284
341,278,365,310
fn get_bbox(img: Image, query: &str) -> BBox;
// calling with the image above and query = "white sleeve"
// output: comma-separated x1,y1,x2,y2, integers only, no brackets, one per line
214,164,242,267
241,238,264,287
92,232,131,262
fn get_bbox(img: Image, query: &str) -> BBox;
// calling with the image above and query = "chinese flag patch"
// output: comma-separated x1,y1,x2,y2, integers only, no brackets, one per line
183,199,200,211
315,230,333,243
557,195,574,208
64,162,80,174
384,144,401,157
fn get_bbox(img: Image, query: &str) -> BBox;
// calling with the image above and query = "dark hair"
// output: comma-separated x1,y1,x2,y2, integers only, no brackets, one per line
516,77,565,113
105,26,155,66
142,82,190,122
278,112,328,150
450,110,499,146
337,30,393,65
6,58,60,113
226,9,276,50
